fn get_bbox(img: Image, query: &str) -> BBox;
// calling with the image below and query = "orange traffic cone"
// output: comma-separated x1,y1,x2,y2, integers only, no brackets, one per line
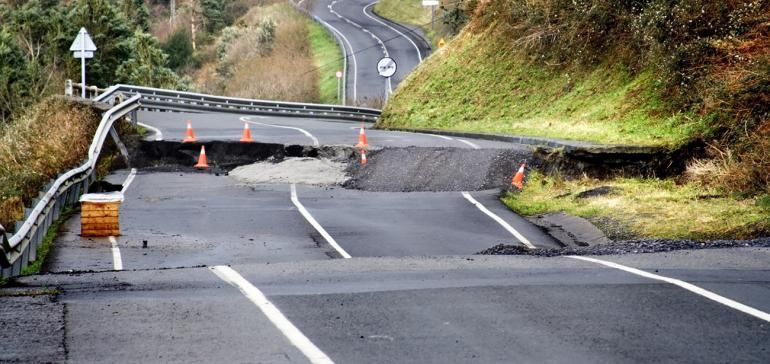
355,124,368,149
360,149,368,165
511,163,526,189
194,145,209,169
240,123,254,142
183,121,196,143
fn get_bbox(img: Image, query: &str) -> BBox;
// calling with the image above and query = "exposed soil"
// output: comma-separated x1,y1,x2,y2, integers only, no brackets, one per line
478,238,770,256
344,147,532,192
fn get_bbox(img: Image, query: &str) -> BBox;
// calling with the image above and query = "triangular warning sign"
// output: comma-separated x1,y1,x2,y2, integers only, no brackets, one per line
69,28,97,52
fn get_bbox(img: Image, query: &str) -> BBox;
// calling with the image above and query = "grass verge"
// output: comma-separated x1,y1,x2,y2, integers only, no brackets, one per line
503,172,770,240
20,207,76,276
308,20,344,104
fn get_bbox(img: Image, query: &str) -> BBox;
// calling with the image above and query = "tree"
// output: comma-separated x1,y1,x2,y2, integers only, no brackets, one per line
120,0,151,32
162,28,193,71
116,30,179,88
0,30,28,122
200,0,226,34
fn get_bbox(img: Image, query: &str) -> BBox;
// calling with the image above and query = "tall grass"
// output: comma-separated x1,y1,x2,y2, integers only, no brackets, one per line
0,98,100,230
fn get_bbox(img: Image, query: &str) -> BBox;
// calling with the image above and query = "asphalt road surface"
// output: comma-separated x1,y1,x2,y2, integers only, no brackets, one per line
137,110,519,149
309,0,431,105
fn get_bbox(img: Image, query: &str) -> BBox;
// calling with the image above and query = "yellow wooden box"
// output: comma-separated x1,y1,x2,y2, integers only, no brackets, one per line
79,192,123,237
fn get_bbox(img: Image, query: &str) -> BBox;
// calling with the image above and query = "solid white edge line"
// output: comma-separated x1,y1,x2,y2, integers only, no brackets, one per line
108,167,139,271
108,236,123,271
242,117,320,146
137,122,163,141
567,256,770,323
461,192,536,249
363,1,423,62
121,168,137,193
209,266,335,364
290,184,352,259
457,139,481,149
423,133,454,141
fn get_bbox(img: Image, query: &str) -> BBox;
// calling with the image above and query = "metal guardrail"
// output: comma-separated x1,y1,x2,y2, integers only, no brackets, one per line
66,80,107,99
0,95,141,278
94,84,381,122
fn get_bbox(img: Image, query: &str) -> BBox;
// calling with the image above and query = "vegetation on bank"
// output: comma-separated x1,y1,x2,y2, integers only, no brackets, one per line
0,98,101,229
503,173,770,240
0,0,184,123
381,0,769,239
374,0,471,47
191,1,339,103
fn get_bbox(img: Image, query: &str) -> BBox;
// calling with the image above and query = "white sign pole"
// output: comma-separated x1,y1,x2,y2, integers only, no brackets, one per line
81,30,86,98
432,5,435,30
70,28,97,99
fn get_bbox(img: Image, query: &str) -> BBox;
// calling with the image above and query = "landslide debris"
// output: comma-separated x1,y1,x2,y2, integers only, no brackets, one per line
344,147,532,192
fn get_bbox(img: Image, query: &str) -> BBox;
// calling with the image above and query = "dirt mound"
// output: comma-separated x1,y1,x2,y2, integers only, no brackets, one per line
344,147,532,192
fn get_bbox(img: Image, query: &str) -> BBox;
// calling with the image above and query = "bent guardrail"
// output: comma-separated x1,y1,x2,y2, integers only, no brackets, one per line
93,84,381,122
0,95,141,278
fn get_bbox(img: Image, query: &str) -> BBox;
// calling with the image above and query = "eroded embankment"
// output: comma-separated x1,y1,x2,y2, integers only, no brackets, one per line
130,141,354,172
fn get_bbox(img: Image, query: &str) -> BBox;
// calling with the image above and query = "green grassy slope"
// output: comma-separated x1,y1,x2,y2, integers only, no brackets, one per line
380,28,711,147
308,21,344,104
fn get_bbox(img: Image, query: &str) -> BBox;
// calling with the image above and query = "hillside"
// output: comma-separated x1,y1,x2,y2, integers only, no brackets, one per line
380,0,770,238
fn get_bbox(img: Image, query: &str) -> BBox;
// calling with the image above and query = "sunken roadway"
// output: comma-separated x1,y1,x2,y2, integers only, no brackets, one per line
1,110,768,364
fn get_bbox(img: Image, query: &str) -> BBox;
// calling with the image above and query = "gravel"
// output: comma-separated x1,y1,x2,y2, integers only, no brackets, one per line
229,157,349,186
477,237,770,256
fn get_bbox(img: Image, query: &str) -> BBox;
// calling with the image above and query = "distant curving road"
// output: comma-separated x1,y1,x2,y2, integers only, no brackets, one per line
310,0,431,105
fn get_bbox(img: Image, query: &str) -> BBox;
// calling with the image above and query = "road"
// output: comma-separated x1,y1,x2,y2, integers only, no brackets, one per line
3,5,770,363
2,110,763,363
309,0,431,105
135,110,517,149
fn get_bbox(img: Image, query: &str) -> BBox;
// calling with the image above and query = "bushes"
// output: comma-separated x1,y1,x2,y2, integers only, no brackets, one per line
0,98,100,229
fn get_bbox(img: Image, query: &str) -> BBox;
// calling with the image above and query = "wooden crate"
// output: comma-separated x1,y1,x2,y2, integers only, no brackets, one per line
79,192,123,237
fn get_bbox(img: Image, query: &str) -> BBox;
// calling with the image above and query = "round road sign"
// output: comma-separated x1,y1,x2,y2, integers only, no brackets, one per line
377,57,397,78
336,70,343,79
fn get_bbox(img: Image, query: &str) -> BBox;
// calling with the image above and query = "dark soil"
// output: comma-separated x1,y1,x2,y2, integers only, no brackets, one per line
575,186,620,199
478,237,770,256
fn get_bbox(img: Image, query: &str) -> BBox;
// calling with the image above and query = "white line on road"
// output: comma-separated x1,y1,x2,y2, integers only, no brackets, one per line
461,192,536,249
242,117,320,146
137,122,163,141
209,266,335,364
121,168,137,193
457,139,481,149
363,2,423,62
330,1,391,95
109,236,123,271
290,184,352,259
567,256,770,323
108,168,138,271
423,133,454,141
